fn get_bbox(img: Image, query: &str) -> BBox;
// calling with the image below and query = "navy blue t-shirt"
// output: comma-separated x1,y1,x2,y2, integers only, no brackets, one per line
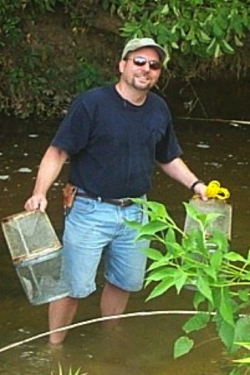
51,85,182,199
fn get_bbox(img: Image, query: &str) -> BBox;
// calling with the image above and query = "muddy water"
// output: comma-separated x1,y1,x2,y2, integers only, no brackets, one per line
1,81,250,374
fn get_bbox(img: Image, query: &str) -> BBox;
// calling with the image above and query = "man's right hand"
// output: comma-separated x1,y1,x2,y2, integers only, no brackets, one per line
24,194,48,212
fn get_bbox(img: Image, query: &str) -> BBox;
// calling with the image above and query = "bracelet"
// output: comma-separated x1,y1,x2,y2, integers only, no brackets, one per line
190,179,204,192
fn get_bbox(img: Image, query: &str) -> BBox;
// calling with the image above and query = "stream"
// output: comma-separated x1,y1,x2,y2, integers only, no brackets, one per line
0,79,250,374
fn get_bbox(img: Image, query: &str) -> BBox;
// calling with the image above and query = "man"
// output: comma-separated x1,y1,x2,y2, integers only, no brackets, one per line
24,37,207,345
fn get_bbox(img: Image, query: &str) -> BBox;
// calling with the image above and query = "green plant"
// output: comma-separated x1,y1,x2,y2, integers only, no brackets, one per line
103,0,250,62
51,363,86,375
126,199,250,359
74,57,106,95
228,342,250,375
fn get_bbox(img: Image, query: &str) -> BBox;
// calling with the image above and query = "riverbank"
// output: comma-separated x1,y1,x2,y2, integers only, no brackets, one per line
1,2,250,119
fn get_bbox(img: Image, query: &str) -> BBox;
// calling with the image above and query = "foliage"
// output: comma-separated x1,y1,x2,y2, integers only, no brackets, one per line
0,47,106,118
1,0,250,118
103,0,250,62
74,56,108,95
0,0,112,118
227,342,250,374
51,363,86,375
126,199,250,361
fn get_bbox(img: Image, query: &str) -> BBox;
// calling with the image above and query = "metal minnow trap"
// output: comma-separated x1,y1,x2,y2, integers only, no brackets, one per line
184,197,232,241
1,210,69,305
184,181,232,246
183,181,232,290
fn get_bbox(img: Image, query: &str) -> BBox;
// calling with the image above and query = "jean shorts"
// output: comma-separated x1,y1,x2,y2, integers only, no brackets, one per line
61,194,149,298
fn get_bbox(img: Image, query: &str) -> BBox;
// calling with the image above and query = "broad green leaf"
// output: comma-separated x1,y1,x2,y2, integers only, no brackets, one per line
218,320,235,352
130,198,167,219
238,289,250,302
183,313,210,334
193,291,206,309
172,5,180,17
135,220,168,238
204,213,223,227
152,202,168,218
206,37,217,54
146,268,172,282
186,27,195,41
147,257,171,271
137,200,167,219
175,273,188,294
210,250,223,272
165,241,183,255
203,264,217,281
174,336,194,358
234,317,250,344
183,202,202,224
242,272,250,281
146,278,176,301
130,197,149,206
219,288,234,326
221,39,234,54
230,371,241,375
213,19,225,38
214,43,222,59
135,233,156,242
183,227,206,253
161,4,169,15
227,369,241,375
198,30,211,43
171,42,179,49
144,248,164,261
234,35,243,47
196,276,213,303
211,231,229,253
124,219,142,230
224,252,246,263
147,267,182,282
165,227,176,243
230,12,243,34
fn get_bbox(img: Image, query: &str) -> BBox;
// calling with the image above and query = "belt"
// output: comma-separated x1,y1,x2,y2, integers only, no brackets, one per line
75,192,134,207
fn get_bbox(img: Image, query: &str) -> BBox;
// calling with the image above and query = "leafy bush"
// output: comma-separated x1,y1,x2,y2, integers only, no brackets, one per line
127,199,250,359
103,0,250,61
1,0,250,118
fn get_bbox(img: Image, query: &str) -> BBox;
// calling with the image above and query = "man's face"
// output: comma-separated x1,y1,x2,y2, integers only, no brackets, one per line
119,47,162,91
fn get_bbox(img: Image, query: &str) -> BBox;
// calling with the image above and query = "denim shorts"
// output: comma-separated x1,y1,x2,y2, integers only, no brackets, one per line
61,194,149,298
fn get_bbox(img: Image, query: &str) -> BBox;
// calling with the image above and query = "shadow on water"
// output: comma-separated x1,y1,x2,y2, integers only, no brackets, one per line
1,80,250,374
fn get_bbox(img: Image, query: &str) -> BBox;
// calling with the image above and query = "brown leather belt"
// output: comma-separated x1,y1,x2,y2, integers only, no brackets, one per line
75,192,134,207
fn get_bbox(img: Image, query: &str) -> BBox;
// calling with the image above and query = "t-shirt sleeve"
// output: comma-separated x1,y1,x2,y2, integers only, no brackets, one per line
155,120,183,163
51,95,91,155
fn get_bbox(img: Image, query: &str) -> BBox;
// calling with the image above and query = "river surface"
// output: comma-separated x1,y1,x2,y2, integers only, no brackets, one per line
0,80,250,375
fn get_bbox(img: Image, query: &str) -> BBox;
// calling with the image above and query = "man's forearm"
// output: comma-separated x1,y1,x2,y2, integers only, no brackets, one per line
158,157,207,200
33,146,68,195
25,146,68,211
158,158,199,189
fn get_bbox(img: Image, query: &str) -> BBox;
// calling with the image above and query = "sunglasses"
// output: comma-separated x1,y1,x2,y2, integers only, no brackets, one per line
125,56,162,71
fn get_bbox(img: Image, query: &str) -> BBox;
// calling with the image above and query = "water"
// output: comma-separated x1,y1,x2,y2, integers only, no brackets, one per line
1,80,250,374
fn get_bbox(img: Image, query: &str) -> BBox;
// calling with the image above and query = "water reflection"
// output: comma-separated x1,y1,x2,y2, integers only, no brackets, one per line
1,87,250,374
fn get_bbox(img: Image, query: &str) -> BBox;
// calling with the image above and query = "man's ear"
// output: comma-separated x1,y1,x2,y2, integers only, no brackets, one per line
119,60,126,73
